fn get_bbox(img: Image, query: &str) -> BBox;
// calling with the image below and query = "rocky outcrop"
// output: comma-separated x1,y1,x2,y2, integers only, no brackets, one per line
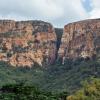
0,19,100,67
58,19,100,64
0,20,57,67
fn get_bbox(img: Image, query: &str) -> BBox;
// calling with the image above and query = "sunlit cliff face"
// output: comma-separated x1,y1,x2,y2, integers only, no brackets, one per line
58,19,100,63
0,20,57,67
0,19,100,67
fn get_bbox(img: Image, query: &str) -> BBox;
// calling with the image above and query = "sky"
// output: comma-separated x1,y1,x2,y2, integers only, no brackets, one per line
0,0,100,27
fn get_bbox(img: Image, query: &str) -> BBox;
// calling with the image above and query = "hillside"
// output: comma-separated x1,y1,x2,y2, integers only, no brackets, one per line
0,58,100,93
0,19,100,100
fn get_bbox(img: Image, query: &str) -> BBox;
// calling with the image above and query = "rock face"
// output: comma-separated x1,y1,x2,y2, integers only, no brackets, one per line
0,20,57,67
55,28,63,50
0,19,100,67
58,19,100,63
55,28,63,59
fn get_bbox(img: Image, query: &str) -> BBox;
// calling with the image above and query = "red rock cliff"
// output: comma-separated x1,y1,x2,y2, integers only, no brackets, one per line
58,19,100,63
0,19,100,67
0,20,57,67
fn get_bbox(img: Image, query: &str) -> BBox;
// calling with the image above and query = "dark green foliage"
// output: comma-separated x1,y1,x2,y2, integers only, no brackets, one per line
0,58,100,94
0,83,67,100
44,59,100,92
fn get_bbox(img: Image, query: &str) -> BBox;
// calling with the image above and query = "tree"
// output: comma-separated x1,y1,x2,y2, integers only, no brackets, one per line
67,78,100,100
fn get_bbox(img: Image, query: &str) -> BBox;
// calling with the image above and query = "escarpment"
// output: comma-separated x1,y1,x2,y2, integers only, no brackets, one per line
0,19,100,67
58,19,100,64
0,20,57,67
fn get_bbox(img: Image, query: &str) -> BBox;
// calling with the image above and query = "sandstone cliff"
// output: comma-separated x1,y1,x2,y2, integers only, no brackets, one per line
0,20,57,67
58,19,100,64
0,19,100,67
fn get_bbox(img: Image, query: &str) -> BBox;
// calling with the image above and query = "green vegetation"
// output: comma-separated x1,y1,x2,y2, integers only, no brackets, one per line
0,58,100,99
0,58,100,92
0,83,66,100
0,78,100,100
67,78,100,100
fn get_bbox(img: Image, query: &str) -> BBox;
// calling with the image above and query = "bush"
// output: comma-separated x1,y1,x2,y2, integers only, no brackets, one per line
67,78,100,100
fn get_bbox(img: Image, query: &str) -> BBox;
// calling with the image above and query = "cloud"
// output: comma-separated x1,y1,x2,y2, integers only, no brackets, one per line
0,0,93,27
89,0,100,19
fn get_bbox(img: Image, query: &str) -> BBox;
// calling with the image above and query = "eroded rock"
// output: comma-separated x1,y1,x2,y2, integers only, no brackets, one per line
58,19,100,63
0,20,57,67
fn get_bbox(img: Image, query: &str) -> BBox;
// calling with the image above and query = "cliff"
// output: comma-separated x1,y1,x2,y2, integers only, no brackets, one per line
58,19,100,64
0,19,100,67
0,20,57,67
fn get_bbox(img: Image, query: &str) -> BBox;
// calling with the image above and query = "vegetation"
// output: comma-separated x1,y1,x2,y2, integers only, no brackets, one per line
0,83,65,100
0,58,100,92
67,78,100,100
0,58,99,99
0,78,100,100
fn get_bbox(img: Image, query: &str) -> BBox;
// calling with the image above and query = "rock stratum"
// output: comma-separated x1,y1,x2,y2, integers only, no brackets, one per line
0,20,57,67
0,19,100,67
58,19,100,63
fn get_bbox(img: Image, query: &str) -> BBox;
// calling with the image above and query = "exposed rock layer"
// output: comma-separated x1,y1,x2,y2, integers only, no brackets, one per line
0,19,100,67
58,19,100,63
0,20,57,67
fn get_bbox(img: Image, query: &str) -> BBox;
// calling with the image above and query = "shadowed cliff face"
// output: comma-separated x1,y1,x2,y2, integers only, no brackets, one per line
55,28,63,59
58,19,100,63
55,28,63,50
0,20,57,67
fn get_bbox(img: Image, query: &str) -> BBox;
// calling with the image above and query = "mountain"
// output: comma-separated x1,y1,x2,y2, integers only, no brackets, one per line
0,19,100,93
58,19,100,64
0,19,100,67
0,20,57,67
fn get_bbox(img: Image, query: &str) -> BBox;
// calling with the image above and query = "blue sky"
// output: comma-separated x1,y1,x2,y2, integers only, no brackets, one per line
82,0,92,12
0,0,100,27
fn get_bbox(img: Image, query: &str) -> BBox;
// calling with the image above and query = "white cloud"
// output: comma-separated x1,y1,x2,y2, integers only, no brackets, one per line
90,9,100,19
0,0,90,27
89,0,100,19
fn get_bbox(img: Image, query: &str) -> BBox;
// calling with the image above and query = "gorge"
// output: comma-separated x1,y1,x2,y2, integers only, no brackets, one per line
0,19,100,67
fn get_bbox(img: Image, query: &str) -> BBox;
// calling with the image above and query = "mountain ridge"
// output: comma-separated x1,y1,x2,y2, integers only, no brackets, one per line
0,20,57,67
0,18,100,67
